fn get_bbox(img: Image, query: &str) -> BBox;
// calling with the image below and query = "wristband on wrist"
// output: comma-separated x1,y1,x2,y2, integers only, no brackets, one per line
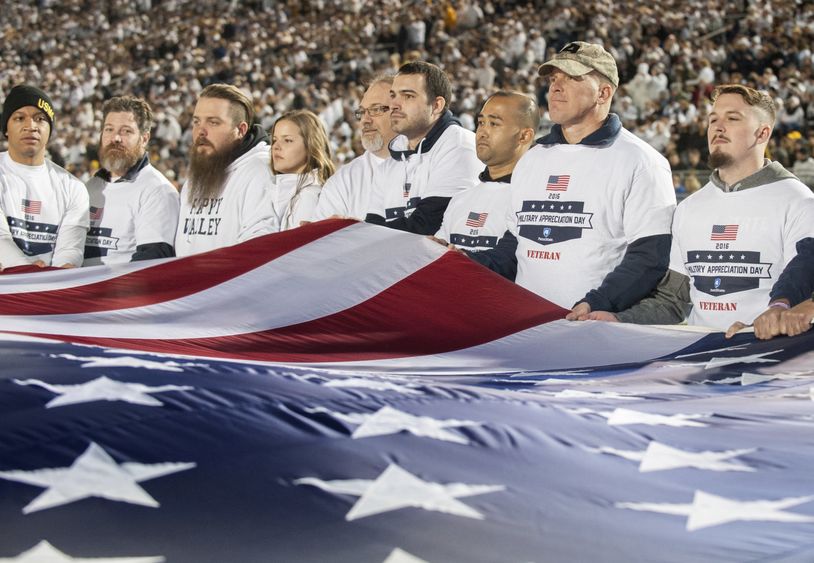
769,301,790,310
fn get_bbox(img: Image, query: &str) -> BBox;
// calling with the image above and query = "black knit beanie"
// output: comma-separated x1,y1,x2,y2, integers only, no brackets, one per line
2,85,55,139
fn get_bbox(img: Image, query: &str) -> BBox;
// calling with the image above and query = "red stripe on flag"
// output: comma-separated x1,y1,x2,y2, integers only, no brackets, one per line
15,252,567,362
0,219,355,315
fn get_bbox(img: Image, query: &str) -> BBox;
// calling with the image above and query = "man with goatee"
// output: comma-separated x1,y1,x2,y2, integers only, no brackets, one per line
590,84,814,332
311,75,397,221
84,96,180,265
175,84,277,257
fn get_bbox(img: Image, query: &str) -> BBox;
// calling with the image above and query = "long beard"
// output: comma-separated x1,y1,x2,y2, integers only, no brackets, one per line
187,139,239,202
100,143,142,176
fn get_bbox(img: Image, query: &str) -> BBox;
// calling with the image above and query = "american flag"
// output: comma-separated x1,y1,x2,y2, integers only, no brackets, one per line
403,182,411,198
711,224,739,240
465,211,488,228
21,199,41,214
89,206,104,221
0,220,813,561
546,174,570,191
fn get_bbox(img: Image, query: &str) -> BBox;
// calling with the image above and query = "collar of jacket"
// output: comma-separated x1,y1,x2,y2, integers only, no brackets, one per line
95,152,150,183
234,123,269,160
388,110,460,160
479,167,512,183
537,113,622,147
710,159,797,192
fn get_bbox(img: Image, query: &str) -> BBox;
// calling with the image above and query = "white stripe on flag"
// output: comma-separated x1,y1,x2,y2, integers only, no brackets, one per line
0,223,444,339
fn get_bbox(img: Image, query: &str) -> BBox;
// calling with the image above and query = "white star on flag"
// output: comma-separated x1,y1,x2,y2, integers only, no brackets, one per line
638,442,756,472
607,408,710,427
617,490,814,531
295,463,504,521
740,371,813,386
675,344,750,358
307,405,480,444
51,354,205,372
586,442,756,472
0,540,164,562
382,548,429,563
703,350,782,370
0,442,195,514
561,407,614,417
14,376,193,408
552,389,640,401
324,378,423,395
534,378,611,386
700,376,742,385
583,445,644,462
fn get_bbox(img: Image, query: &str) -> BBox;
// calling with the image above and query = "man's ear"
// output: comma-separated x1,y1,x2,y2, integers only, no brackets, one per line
597,83,614,105
756,123,772,144
237,121,249,137
518,127,535,146
431,96,446,118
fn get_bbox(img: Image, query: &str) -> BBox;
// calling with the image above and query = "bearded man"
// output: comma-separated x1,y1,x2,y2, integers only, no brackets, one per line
175,83,277,257
311,76,397,221
84,96,180,265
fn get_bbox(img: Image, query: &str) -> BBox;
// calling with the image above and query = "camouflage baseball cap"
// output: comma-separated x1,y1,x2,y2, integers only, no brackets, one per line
538,41,619,88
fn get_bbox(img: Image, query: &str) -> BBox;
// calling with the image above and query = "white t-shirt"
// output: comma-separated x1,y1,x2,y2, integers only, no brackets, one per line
670,173,814,329
0,152,89,268
175,142,278,257
436,177,511,252
510,127,675,308
311,151,386,221
84,161,180,265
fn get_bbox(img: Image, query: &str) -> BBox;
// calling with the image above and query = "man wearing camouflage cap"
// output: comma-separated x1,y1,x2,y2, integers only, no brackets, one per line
471,41,676,319
0,85,89,269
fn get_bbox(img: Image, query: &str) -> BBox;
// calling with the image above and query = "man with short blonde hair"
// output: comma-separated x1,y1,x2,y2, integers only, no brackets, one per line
591,84,814,331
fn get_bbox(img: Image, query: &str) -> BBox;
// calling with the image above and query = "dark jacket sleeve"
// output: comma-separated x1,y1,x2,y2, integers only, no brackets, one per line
581,233,671,312
770,237,814,305
365,197,451,235
465,230,518,281
365,213,386,226
616,269,692,324
131,242,175,262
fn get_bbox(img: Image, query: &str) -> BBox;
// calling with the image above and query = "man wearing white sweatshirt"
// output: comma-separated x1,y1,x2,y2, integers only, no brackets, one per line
175,83,277,257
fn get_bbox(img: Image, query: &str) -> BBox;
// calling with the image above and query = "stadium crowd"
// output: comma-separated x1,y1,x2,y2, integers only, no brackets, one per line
1,0,814,193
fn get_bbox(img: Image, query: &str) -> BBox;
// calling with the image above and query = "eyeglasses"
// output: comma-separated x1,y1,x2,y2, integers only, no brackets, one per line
353,105,390,120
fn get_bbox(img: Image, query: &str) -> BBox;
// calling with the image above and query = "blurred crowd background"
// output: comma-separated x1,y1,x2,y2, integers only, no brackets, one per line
1,0,813,197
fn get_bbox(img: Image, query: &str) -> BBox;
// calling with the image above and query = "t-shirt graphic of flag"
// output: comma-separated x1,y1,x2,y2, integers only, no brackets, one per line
710,224,738,240
22,199,42,214
465,212,488,228
546,175,570,191
90,206,104,221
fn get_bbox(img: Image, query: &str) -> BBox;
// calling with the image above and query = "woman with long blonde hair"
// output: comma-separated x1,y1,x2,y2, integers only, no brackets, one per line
270,109,335,230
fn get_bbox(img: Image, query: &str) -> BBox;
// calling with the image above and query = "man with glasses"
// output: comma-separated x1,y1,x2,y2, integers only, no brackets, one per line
365,61,482,235
311,76,397,221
